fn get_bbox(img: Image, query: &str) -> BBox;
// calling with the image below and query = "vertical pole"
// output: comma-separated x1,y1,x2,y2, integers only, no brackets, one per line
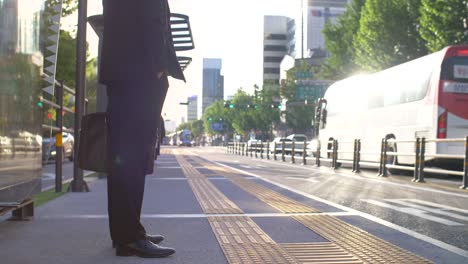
260,142,264,159
333,139,338,169
417,138,426,183
352,139,357,172
378,139,384,176
381,138,388,177
267,141,270,160
413,138,420,182
273,142,277,160
460,136,468,189
255,143,258,158
316,140,321,167
71,0,89,192
302,139,307,165
55,82,64,193
356,139,361,173
291,139,296,164
281,141,286,162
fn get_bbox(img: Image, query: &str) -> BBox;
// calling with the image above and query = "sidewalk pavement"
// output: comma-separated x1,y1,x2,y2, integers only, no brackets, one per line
0,153,226,264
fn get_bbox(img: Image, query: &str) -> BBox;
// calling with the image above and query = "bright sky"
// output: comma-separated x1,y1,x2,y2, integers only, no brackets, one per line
69,0,301,126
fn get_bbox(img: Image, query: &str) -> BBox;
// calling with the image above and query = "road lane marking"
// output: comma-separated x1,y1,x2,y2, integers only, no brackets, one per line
213,160,468,259
361,199,464,226
404,199,468,215
385,199,468,222
39,212,357,219
286,176,320,183
251,157,468,199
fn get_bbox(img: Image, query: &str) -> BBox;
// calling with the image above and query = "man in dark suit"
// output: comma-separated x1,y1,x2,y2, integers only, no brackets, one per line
100,0,184,258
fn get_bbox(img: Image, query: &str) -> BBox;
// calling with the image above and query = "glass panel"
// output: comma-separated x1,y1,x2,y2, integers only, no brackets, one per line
0,0,44,204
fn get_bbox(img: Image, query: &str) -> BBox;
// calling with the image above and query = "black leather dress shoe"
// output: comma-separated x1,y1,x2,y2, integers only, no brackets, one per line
112,234,164,248
115,239,175,258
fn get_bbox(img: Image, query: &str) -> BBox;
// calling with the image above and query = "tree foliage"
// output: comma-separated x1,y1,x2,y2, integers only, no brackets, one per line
321,0,366,79
354,0,426,71
419,0,468,52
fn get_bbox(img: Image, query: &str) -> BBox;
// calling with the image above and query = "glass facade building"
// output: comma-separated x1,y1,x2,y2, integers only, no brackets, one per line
0,0,44,203
202,58,224,115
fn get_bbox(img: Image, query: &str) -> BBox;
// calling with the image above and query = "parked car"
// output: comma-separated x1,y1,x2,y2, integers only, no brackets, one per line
247,139,262,151
286,134,308,143
42,132,75,163
269,137,292,154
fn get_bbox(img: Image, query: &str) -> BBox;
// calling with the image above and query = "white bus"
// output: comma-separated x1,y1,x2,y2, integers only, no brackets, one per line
168,130,192,146
314,45,468,169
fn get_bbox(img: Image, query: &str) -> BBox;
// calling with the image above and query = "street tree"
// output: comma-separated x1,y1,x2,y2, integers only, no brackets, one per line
321,0,366,79
354,0,427,71
419,0,468,52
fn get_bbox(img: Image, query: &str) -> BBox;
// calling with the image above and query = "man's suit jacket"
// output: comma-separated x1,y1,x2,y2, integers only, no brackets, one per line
100,0,185,84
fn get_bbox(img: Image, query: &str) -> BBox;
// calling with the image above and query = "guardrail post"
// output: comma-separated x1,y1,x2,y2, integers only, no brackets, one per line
333,139,339,170
291,139,296,164
378,139,384,176
255,143,258,158
381,138,388,177
417,137,426,183
413,138,421,182
352,139,357,172
260,142,264,159
273,142,277,161
250,143,253,158
281,141,286,162
302,140,307,165
460,136,468,189
266,141,270,160
316,140,321,167
356,139,361,173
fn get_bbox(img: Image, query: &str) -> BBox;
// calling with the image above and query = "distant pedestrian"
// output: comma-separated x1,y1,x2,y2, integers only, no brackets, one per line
100,0,185,258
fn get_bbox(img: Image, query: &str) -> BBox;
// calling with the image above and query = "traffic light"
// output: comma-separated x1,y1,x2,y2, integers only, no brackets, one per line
208,117,213,122
271,103,282,109
247,104,258,110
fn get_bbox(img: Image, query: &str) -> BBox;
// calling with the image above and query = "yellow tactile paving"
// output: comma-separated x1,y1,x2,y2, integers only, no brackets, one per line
293,215,432,264
172,150,432,264
190,155,319,214
281,242,364,264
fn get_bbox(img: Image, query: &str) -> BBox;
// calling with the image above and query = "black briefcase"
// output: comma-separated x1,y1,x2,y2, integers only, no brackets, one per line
78,112,109,173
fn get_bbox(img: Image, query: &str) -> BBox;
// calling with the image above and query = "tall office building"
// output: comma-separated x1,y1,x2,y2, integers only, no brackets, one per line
263,16,295,84
306,0,347,54
187,95,198,122
202,58,224,115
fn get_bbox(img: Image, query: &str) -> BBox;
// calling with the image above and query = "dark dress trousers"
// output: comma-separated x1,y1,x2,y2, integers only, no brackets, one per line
100,0,185,244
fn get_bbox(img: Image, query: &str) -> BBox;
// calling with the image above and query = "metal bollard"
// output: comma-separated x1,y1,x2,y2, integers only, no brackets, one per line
352,139,358,172
255,143,258,158
316,140,321,167
260,142,264,159
291,139,296,164
302,140,307,165
417,138,426,183
460,136,468,189
378,139,384,176
281,141,286,162
381,138,388,177
355,139,361,173
267,141,270,160
333,140,339,170
413,138,420,182
273,142,277,160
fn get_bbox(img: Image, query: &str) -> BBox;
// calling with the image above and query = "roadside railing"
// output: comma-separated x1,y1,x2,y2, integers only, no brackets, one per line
40,78,88,193
227,136,468,189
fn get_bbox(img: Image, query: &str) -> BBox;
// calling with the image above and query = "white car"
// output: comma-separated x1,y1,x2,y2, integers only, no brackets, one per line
268,137,292,154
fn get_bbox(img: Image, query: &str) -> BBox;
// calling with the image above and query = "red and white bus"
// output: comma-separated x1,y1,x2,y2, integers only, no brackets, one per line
315,45,468,168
